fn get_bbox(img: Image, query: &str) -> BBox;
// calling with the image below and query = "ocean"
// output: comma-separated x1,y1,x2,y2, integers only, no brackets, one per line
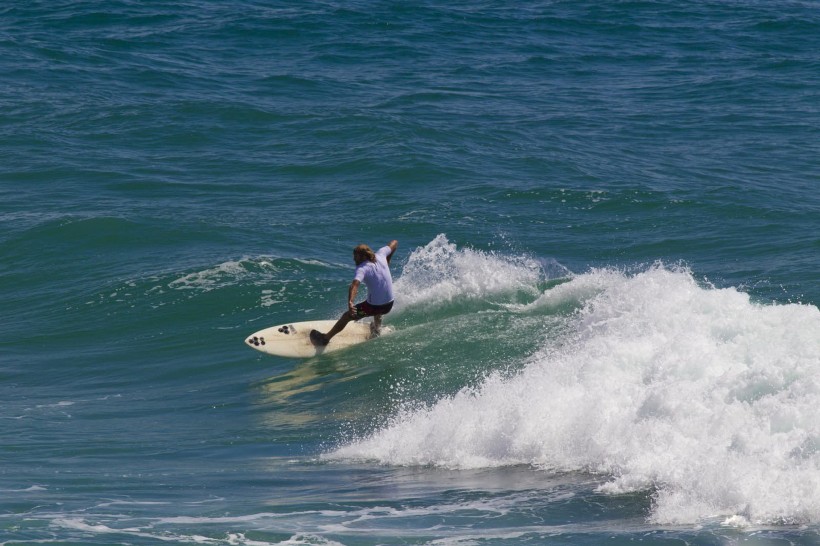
2,1,819,544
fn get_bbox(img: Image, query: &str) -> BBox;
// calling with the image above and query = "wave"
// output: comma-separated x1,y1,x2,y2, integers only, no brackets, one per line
328,251,820,526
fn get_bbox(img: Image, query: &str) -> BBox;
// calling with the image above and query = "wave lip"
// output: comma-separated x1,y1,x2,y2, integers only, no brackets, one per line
329,264,820,526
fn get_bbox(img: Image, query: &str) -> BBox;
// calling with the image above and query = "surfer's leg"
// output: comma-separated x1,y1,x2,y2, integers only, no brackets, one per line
369,302,393,336
324,310,354,341
311,310,352,345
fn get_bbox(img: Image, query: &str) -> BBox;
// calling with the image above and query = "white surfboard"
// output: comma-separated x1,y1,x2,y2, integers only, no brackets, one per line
245,320,390,358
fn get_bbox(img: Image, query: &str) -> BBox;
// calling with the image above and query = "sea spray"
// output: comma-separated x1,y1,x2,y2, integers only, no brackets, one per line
393,234,545,310
329,264,820,525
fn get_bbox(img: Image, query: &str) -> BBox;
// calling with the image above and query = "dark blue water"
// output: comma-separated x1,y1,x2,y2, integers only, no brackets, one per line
2,2,819,544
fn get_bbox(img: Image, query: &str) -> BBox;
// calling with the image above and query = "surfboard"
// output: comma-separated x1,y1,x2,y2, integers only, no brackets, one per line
245,320,389,358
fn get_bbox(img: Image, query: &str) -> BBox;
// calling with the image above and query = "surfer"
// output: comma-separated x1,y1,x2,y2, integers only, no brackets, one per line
310,240,398,346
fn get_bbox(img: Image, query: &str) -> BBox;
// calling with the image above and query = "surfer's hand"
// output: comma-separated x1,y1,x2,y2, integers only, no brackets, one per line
348,303,357,318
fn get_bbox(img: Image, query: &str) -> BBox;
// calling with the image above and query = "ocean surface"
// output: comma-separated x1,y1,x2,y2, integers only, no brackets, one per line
2,1,819,544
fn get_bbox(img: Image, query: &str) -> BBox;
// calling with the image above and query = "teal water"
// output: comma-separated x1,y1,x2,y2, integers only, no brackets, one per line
2,2,819,544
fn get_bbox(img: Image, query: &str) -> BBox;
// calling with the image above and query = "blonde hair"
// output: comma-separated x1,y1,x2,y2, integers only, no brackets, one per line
353,244,376,264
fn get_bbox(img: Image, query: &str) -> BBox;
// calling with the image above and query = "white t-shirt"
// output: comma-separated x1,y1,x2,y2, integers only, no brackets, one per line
353,246,394,305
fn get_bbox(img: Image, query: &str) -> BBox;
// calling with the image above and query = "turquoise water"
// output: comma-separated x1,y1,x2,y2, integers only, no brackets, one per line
2,1,819,544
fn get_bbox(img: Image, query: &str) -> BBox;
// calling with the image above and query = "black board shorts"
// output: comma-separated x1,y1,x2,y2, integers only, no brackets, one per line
353,300,394,319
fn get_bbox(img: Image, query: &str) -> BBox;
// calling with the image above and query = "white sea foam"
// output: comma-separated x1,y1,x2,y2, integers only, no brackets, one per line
330,257,820,526
49,517,284,545
0,485,46,493
168,258,277,292
393,234,544,310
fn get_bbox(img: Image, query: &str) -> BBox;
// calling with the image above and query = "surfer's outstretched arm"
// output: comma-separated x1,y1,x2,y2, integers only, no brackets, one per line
386,240,398,264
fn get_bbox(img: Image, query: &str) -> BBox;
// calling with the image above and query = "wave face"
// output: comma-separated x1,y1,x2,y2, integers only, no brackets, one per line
331,240,820,526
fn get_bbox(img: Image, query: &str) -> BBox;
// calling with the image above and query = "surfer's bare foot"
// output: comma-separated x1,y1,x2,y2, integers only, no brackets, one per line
310,329,329,346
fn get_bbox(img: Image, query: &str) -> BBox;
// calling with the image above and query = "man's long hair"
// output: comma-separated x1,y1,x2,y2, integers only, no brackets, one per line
353,244,376,264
